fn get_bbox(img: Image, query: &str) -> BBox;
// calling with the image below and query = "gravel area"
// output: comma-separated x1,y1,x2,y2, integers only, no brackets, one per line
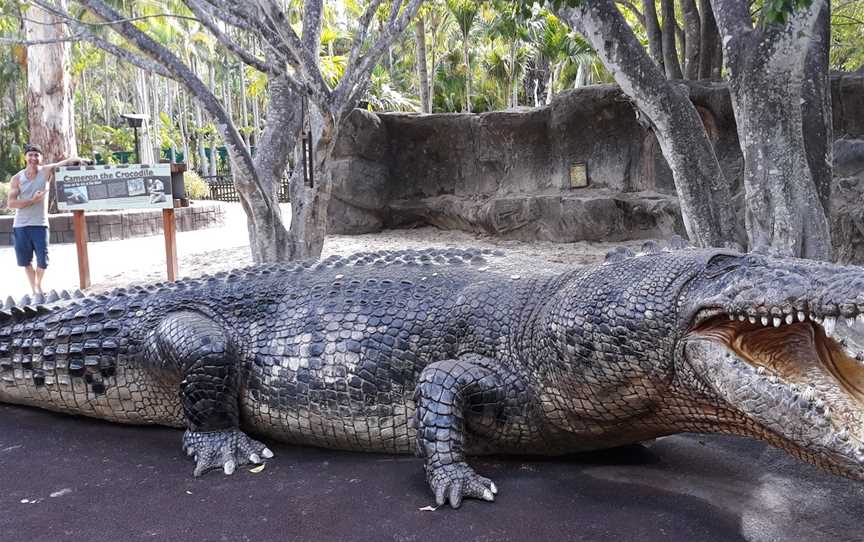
1,202,647,300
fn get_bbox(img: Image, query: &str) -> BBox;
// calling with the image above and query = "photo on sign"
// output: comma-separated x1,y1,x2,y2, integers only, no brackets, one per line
64,186,89,204
128,178,146,196
147,178,167,203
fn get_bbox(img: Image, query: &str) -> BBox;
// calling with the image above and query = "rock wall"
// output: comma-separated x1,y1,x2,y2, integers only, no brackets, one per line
0,203,225,246
329,74,864,255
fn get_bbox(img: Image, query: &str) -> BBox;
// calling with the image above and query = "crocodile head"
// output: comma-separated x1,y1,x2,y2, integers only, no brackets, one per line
678,251,864,479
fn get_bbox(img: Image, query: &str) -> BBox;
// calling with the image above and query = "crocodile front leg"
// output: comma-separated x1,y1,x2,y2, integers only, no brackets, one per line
414,355,509,508
151,311,272,476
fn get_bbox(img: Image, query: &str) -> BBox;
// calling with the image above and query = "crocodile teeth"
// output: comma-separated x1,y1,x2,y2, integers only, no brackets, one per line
846,317,855,327
756,367,766,375
857,314,864,325
749,316,756,324
761,316,769,326
738,315,746,321
838,429,850,441
729,313,736,321
823,316,836,336
785,314,794,325
798,311,806,322
773,317,781,328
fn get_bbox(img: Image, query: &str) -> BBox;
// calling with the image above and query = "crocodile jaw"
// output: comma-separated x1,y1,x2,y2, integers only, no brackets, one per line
683,314,864,480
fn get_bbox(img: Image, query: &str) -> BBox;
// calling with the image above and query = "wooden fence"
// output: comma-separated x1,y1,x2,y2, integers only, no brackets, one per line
202,175,291,203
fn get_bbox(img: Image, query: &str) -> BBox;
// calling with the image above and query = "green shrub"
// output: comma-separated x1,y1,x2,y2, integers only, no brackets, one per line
0,182,13,215
183,170,210,200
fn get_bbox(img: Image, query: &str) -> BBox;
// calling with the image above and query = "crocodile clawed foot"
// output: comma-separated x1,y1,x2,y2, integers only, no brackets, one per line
426,462,498,509
182,429,274,477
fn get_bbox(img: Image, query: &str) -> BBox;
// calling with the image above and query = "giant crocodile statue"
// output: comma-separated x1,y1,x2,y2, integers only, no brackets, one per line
1,247,863,508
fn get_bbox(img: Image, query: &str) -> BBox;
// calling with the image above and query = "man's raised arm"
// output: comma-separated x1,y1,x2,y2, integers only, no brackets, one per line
43,156,87,183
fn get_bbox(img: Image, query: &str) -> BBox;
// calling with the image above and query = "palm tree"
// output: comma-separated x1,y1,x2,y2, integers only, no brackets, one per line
446,0,479,112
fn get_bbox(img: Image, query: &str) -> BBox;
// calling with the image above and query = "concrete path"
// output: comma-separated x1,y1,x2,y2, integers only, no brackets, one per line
0,202,257,300
1,404,862,542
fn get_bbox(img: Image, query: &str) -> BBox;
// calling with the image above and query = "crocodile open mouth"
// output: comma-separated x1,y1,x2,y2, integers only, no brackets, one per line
692,312,864,405
685,307,864,472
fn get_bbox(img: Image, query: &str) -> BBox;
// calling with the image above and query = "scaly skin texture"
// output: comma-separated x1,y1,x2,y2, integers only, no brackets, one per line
1,247,863,508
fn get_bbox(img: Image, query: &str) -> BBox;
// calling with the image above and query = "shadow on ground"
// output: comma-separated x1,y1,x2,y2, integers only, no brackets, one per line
1,404,862,542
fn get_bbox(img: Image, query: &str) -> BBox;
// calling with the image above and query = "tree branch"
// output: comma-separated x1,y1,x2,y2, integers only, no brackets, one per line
77,0,262,197
616,0,645,27
186,0,279,76
334,0,425,111
344,0,385,72
252,0,333,107
189,0,258,32
1,34,84,45
709,0,753,39
27,0,175,79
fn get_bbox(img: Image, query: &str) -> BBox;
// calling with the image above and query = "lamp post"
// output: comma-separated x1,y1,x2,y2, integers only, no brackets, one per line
121,113,147,163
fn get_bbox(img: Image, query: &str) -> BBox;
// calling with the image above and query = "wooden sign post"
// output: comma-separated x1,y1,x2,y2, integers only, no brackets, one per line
163,207,178,282
59,162,183,289
72,210,91,289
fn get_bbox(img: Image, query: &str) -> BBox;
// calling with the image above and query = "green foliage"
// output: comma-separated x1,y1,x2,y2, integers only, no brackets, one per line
0,181,13,215
182,170,210,200
365,66,421,112
831,0,864,71
761,0,814,24
158,111,183,149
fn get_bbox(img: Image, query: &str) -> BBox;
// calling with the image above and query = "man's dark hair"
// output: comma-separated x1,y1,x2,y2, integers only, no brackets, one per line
23,144,43,155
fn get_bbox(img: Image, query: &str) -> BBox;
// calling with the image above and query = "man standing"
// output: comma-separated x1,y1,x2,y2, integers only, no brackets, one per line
6,143,83,296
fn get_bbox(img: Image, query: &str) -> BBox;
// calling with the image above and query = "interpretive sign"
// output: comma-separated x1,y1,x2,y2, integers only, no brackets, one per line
56,164,173,211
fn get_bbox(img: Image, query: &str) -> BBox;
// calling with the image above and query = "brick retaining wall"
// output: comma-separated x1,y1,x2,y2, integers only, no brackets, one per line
0,203,225,245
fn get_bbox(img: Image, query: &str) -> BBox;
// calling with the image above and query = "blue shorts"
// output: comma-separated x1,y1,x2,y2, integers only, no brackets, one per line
13,226,49,268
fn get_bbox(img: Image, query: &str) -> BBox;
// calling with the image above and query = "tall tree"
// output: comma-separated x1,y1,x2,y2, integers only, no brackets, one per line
446,0,479,112
32,0,424,262
24,1,78,168
712,0,832,259
549,0,833,258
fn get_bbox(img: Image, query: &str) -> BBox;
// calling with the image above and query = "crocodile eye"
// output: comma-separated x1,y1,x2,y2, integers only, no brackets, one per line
703,255,742,278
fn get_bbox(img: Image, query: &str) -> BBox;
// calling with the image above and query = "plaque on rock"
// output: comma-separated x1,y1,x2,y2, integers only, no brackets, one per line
569,162,588,188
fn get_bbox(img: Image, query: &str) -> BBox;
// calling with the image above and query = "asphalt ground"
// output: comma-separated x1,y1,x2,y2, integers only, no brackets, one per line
1,404,863,542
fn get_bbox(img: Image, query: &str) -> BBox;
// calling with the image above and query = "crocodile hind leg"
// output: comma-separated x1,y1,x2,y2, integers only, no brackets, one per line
414,355,508,508
150,311,273,476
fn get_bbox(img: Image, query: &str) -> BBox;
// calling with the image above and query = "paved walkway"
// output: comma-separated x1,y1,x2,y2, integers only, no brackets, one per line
0,203,269,301
1,404,862,541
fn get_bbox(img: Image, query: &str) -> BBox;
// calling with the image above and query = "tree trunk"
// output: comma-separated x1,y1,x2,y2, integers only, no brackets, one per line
24,0,78,167
546,62,562,105
286,107,335,260
642,0,665,71
239,65,249,145
415,16,431,113
661,0,683,79
463,34,471,112
680,0,701,79
714,0,831,259
509,34,518,107
698,0,720,80
236,75,298,263
558,0,737,249
801,1,832,219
